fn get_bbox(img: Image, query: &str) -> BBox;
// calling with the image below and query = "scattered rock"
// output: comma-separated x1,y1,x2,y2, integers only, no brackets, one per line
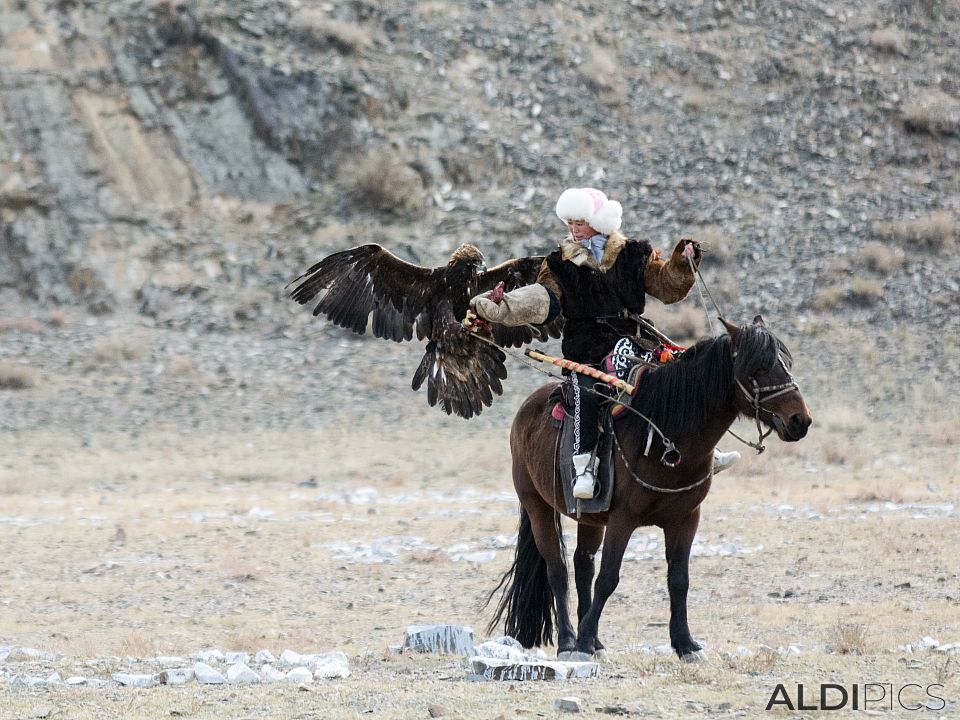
197,649,225,663
260,664,286,682
402,625,475,656
224,651,251,665
192,662,227,684
469,657,599,681
310,651,351,679
226,663,260,684
427,703,447,718
285,667,313,683
158,668,195,686
254,649,277,665
112,673,157,688
555,697,583,713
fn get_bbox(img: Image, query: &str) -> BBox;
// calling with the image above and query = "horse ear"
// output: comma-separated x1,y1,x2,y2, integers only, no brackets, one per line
753,314,765,326
719,316,740,339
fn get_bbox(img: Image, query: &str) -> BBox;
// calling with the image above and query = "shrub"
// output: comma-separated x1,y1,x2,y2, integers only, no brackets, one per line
350,152,424,214
858,241,903,275
0,362,37,389
873,211,956,252
902,91,960,137
847,277,884,307
869,26,907,55
293,10,372,53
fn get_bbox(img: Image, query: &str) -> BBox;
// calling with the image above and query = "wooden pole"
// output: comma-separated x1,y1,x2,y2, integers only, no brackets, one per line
524,349,635,395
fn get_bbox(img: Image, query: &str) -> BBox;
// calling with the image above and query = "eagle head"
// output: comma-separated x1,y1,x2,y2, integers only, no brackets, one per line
449,244,486,273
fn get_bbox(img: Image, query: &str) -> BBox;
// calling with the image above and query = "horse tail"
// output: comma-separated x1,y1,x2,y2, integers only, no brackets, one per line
484,507,565,648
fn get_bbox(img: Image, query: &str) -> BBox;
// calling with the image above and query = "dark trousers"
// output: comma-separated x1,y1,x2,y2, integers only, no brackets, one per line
572,374,605,455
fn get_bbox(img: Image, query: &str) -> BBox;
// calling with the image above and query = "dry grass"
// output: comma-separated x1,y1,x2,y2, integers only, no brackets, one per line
810,284,845,311
0,317,46,333
0,423,956,717
644,302,708,344
349,152,424,214
858,241,904,275
0,361,38,389
86,335,147,369
293,9,373,53
869,26,908,55
873,210,956,251
580,46,620,93
847,277,885,307
832,623,868,655
902,91,960,137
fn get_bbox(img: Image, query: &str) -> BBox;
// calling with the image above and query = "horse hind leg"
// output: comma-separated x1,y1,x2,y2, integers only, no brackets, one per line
485,500,576,653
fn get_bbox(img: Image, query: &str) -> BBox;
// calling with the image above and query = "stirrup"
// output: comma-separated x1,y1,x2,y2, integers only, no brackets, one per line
572,452,597,499
713,449,741,474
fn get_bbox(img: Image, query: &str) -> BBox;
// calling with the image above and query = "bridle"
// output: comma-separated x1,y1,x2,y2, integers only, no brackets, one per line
727,347,799,454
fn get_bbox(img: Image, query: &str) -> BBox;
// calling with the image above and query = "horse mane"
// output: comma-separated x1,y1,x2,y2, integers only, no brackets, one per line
629,324,783,440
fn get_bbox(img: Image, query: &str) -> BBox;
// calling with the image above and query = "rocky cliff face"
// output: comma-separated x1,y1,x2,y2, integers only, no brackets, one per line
1,0,958,407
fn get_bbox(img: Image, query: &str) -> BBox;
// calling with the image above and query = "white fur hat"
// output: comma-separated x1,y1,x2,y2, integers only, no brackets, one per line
555,187,623,235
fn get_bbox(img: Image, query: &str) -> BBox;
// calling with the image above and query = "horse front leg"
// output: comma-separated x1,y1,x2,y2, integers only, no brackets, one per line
573,523,605,654
663,507,703,661
575,519,633,655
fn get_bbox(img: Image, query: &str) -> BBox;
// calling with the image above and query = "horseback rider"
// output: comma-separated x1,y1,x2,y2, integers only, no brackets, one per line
472,187,740,499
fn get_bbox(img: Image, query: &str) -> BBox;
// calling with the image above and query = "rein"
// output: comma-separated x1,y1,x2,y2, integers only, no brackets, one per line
685,255,795,454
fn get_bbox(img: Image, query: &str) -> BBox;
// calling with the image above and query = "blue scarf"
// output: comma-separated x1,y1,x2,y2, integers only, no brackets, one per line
580,233,607,263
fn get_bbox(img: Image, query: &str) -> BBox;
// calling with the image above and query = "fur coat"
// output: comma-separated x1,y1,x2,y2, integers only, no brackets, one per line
537,231,698,365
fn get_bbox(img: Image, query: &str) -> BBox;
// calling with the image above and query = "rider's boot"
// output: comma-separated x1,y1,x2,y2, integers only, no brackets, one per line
713,448,741,474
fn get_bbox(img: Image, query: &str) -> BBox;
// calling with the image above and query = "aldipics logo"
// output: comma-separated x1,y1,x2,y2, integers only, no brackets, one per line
765,683,947,711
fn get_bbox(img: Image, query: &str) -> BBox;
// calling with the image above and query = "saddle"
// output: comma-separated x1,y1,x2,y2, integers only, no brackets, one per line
550,337,686,515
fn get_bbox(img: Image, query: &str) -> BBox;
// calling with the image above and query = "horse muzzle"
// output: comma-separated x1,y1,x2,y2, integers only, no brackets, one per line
773,412,812,442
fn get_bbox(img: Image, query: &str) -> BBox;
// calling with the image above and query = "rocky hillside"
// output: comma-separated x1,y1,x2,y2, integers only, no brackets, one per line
1,0,959,415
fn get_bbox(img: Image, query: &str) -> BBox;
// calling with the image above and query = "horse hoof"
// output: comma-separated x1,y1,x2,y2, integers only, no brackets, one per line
593,648,608,661
680,650,706,663
558,650,595,662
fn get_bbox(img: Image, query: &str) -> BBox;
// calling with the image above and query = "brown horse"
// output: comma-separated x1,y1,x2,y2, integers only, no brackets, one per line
487,316,812,660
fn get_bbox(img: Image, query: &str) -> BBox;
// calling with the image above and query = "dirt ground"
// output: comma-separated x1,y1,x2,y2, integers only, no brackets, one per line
0,398,958,719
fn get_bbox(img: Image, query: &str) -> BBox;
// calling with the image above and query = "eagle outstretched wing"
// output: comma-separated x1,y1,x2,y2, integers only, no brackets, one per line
288,244,445,342
290,242,547,419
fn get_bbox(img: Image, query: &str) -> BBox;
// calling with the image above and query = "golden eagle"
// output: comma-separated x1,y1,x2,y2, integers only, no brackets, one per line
289,243,557,419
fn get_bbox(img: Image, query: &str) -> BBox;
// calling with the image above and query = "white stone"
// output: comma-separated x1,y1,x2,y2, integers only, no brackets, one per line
918,636,940,649
66,676,87,685
311,651,350,679
158,668,194,685
474,641,528,662
153,656,187,666
197,649,225,663
934,642,960,654
654,644,674,655
260,664,286,682
225,651,250,665
193,661,227,684
402,625,475,656
469,657,599,681
12,675,48,687
279,649,303,666
45,672,62,684
254,649,277,665
15,647,60,661
285,667,313,683
113,672,157,688
226,662,260,683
